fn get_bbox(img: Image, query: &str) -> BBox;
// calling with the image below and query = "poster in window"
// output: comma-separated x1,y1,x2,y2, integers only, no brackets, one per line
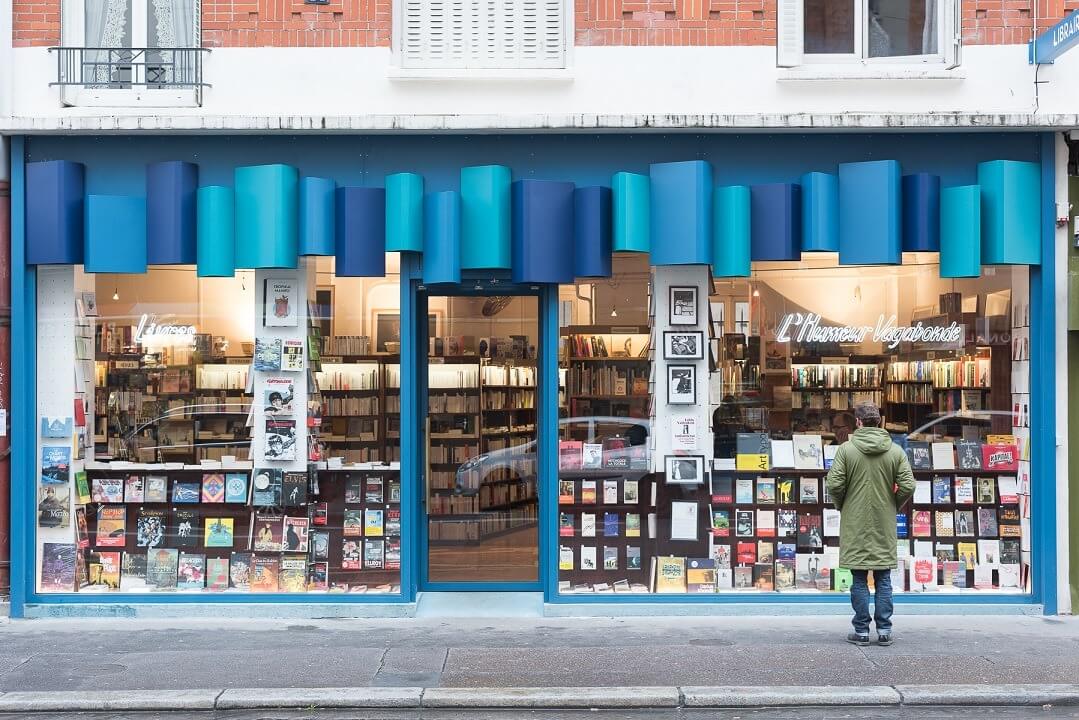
668,286,698,326
666,365,696,405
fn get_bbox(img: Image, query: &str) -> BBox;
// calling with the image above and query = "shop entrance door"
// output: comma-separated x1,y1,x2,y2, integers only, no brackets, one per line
416,287,546,589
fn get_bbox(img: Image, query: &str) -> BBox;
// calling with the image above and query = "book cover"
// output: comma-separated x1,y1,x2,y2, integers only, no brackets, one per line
977,508,999,536
735,509,754,537
384,539,402,570
973,563,994,589
1000,539,1021,565
998,476,1019,504
558,545,574,571
755,477,776,504
95,505,127,547
364,476,384,504
792,434,823,470
558,440,583,469
757,540,774,564
655,556,686,593
999,563,1020,588
310,530,330,560
931,442,956,470
958,541,978,569
253,514,283,551
145,476,168,503
253,337,283,371
736,541,756,564
206,557,230,591
41,416,73,439
822,508,841,537
123,475,145,504
686,558,716,593
91,477,123,503
172,508,200,548
345,476,364,504
74,471,91,505
756,509,776,537
252,468,283,506
623,480,639,504
264,278,298,327
795,553,825,589
388,480,402,504
913,480,932,504
135,508,165,548
976,477,997,504
38,483,70,529
711,509,730,537
204,517,235,548
40,543,77,591
777,508,797,537
581,513,596,537
146,548,179,589
282,339,305,372
581,545,597,570
363,509,384,537
282,472,308,507
797,513,823,549
602,479,618,504
364,539,385,569
264,418,297,461
770,440,795,469
222,473,248,504
777,541,796,560
559,512,574,537
603,512,619,537
581,481,597,504
955,440,983,469
775,558,796,590
229,552,252,589
905,442,932,470
735,477,754,505
909,556,938,592
977,539,1000,566
177,552,206,590
261,376,296,416
603,546,619,570
341,539,362,569
558,480,575,504
250,555,280,592
955,509,975,537
799,476,819,504
74,506,89,548
712,543,732,569
752,563,775,590
981,444,1018,472
313,501,329,526
896,512,909,538
706,476,731,506
954,476,974,504
775,477,794,504
201,473,226,503
582,443,603,469
119,551,147,591
343,509,363,536
40,446,71,486
932,476,952,504
935,511,955,537
833,567,853,592
279,555,308,592
626,513,641,537
171,481,201,504
734,566,754,589
912,510,932,537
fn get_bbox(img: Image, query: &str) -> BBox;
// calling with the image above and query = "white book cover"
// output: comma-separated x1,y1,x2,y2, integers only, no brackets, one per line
890,558,906,593
823,508,841,537
909,557,938,592
998,563,1021,588
715,568,734,590
582,443,603,469
770,440,795,469
792,434,824,470
973,563,994,589
581,513,596,537
670,502,698,541
977,539,1001,568
756,509,776,537
954,476,975,504
647,513,657,539
913,480,932,504
913,540,934,557
558,545,574,571
603,480,618,504
580,546,597,571
931,442,956,470
264,278,298,327
997,476,1019,504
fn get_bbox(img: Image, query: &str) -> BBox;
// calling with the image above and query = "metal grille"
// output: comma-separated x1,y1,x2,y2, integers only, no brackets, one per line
49,47,209,89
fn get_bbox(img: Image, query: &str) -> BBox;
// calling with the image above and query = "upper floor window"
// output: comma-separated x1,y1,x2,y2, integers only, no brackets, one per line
395,0,569,71
56,0,206,106
778,0,960,69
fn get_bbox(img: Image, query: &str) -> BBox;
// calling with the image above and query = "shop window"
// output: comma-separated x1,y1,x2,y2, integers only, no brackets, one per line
556,257,1031,595
777,0,961,69
36,258,404,595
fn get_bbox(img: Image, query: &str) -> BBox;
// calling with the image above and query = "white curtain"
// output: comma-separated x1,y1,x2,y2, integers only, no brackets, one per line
84,0,130,84
922,0,939,54
149,0,197,84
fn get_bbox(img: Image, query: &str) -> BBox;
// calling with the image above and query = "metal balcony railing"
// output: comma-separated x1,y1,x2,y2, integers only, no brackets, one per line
48,47,210,90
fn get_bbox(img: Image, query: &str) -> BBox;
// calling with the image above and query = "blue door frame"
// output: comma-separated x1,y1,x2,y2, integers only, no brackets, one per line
408,274,556,593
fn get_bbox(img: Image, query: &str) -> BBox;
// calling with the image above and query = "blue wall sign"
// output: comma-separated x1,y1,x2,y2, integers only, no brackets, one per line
1030,9,1079,64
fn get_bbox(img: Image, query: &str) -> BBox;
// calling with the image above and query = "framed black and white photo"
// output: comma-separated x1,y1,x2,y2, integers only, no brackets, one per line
666,364,696,404
663,331,704,360
669,286,698,326
665,455,705,485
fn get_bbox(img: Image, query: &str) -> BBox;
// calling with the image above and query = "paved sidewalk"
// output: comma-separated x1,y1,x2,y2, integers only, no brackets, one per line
0,614,1076,692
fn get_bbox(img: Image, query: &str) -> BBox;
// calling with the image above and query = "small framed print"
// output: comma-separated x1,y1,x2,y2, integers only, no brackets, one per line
663,331,704,360
665,455,705,485
669,286,698,326
667,364,696,404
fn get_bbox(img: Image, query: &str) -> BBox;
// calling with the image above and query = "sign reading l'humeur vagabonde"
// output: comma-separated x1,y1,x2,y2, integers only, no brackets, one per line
775,313,963,349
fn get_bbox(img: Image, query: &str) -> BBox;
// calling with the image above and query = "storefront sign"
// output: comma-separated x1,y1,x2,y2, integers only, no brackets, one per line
1030,8,1079,64
775,313,963,349
133,314,198,345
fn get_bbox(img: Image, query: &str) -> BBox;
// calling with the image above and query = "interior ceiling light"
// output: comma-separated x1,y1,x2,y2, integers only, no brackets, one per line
112,288,119,301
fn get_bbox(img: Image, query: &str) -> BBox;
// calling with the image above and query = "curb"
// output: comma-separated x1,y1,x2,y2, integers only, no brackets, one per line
0,684,1077,712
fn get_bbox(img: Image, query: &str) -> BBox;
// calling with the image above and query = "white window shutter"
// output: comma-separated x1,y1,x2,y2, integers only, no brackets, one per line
943,0,961,69
776,0,804,68
401,0,566,69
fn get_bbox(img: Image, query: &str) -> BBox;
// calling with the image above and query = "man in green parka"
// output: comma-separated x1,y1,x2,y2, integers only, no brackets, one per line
825,402,915,647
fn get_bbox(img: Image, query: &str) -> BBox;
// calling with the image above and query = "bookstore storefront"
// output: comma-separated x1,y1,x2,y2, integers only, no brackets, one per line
8,132,1061,616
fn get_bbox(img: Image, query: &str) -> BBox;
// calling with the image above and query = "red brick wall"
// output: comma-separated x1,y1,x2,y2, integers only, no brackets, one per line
11,0,1079,49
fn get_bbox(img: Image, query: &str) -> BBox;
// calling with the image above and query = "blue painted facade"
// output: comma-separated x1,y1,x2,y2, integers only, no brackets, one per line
8,133,1058,616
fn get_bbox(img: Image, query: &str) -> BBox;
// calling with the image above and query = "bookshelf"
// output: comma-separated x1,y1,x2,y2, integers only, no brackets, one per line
560,326,651,419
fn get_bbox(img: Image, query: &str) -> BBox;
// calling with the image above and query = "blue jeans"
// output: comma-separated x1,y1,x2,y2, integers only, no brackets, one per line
850,569,893,636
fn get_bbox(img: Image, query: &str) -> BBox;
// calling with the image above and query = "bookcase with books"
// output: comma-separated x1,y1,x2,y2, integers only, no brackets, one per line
560,326,651,419
315,357,387,464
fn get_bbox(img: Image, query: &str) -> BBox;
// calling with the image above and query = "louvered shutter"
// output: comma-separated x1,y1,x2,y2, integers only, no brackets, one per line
776,0,804,68
401,0,566,69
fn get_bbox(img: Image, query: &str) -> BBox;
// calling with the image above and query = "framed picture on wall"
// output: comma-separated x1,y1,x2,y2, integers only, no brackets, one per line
663,331,704,360
669,286,698,326
667,364,696,404
665,455,705,485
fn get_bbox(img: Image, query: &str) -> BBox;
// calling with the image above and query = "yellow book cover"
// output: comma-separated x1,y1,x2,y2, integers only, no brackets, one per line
987,434,1016,446
957,542,977,570
736,454,769,472
655,556,686,594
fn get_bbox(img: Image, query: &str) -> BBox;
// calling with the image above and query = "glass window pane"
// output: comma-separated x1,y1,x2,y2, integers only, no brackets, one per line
868,0,938,57
804,0,855,54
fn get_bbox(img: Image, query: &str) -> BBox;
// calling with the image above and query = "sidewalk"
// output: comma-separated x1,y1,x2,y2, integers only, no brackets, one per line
0,614,1076,712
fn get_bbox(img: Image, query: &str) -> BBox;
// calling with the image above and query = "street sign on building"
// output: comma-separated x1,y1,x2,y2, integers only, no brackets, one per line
1030,9,1079,64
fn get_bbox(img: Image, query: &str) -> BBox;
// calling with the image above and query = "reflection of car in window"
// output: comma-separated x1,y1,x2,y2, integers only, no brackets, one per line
452,416,650,496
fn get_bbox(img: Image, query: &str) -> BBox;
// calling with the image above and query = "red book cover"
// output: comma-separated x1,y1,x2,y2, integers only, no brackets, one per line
74,397,86,427
736,541,756,565
559,441,583,470
981,444,1018,472
912,510,932,537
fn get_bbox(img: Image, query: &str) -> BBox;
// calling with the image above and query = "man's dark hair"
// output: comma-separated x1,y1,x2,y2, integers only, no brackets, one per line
854,402,881,428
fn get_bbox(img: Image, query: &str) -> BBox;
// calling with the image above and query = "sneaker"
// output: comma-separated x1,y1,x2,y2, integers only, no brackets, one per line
846,632,870,646
877,634,894,646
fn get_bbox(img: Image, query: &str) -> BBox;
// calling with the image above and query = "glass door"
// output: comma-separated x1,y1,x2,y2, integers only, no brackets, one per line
420,291,542,587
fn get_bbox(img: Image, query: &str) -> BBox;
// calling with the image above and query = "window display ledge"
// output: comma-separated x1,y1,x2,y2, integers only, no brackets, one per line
22,600,415,619
544,599,1042,617
84,461,256,471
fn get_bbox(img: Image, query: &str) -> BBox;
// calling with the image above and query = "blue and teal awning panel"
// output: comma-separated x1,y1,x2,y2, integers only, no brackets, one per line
196,186,235,278
25,160,85,265
511,179,575,284
422,191,461,285
838,160,901,265
751,183,801,261
712,185,751,277
22,158,1046,279
649,160,713,265
85,195,147,273
800,172,838,253
940,185,982,279
146,161,198,265
298,177,336,257
460,165,512,270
